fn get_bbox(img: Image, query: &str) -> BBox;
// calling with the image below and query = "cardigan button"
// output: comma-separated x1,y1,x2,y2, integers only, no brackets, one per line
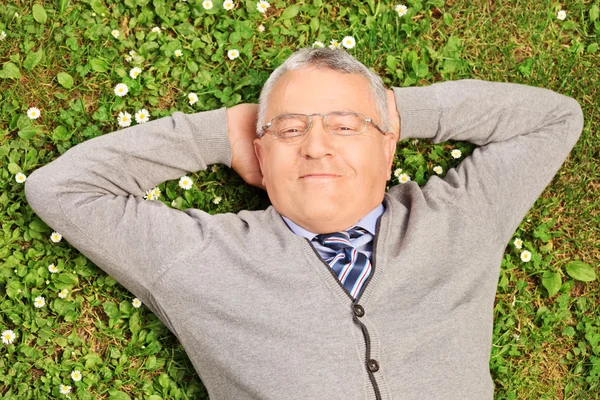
367,359,379,372
353,304,365,317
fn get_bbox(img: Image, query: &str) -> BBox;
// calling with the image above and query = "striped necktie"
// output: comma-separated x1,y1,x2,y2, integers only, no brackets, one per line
314,227,372,299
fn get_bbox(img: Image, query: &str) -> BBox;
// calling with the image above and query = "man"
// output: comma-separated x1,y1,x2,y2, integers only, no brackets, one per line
25,48,583,399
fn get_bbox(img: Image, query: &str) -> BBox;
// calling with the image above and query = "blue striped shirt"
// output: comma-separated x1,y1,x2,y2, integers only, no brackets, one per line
281,204,385,262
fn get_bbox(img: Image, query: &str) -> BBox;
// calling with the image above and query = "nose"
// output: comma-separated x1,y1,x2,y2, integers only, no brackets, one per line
299,115,336,159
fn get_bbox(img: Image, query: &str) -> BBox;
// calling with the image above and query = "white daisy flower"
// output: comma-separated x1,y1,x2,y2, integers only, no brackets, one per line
393,168,402,178
188,92,198,105
202,0,213,9
58,288,69,299
433,165,443,175
179,176,193,190
48,264,59,273
144,189,155,201
59,384,71,395
129,50,137,57
223,0,234,10
132,298,142,308
411,139,419,145
45,280,50,285
514,238,523,249
557,10,566,20
27,107,41,119
342,36,356,49
71,370,82,382
451,149,462,159
520,250,532,262
91,12,96,16
0,31,7,41
395,4,408,17
151,187,161,198
15,172,27,183
329,39,340,49
211,165,219,172
15,12,19,18
258,24,265,32
2,330,16,345
135,109,149,124
398,173,411,184
124,54,133,62
227,49,240,60
114,83,129,97
174,49,183,57
111,30,119,38
151,26,161,33
257,0,270,13
118,111,132,127
129,67,142,79
34,296,46,308
51,231,62,242
312,41,325,48
213,196,222,204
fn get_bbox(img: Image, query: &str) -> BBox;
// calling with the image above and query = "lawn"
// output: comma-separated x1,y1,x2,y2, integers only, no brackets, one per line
1,0,599,398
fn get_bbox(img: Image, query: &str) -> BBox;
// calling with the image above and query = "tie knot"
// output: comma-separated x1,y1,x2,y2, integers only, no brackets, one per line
315,226,368,248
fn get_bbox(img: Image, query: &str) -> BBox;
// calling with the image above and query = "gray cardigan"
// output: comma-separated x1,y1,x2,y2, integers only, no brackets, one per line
24,79,584,399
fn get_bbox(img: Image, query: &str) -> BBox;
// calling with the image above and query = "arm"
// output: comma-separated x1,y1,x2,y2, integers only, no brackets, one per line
24,106,258,319
388,79,584,245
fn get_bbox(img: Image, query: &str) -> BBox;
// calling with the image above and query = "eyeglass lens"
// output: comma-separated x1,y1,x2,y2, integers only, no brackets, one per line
271,113,367,138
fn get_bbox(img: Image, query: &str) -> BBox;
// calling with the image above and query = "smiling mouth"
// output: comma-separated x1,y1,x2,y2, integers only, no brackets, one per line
300,174,340,179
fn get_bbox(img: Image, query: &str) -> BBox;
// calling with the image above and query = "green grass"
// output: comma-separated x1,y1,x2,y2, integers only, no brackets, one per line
1,0,599,398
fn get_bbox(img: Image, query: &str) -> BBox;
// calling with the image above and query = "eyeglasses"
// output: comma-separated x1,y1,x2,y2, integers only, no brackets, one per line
259,111,387,140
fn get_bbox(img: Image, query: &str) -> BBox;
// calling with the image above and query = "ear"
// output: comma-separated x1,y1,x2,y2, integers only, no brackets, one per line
384,133,397,180
253,138,266,186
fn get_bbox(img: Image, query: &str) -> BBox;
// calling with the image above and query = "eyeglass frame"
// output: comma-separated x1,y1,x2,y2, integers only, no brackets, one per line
258,111,388,139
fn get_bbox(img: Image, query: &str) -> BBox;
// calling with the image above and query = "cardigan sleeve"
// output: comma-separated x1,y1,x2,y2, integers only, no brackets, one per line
24,108,231,310
390,79,584,245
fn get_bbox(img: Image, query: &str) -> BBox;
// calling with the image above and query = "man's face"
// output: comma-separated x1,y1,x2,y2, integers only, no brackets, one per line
253,67,396,234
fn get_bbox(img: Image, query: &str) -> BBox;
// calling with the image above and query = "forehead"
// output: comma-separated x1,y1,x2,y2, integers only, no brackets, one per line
266,67,377,119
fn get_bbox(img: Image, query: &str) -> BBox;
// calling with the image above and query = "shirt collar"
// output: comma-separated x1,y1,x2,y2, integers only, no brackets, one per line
281,203,385,240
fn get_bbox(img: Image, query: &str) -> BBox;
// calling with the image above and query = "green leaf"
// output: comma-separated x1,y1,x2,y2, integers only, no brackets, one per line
57,272,79,286
23,49,44,71
103,302,120,318
587,43,599,54
90,0,109,16
0,62,22,80
58,0,70,13
108,390,131,400
566,261,597,282
29,218,50,232
414,63,429,77
280,5,300,20
386,55,398,70
541,271,561,297
52,125,73,141
90,58,109,72
590,4,599,22
129,312,141,334
310,17,319,33
32,4,48,24
518,58,534,77
57,72,74,89
158,373,170,388
230,31,241,44
139,41,159,55
8,162,21,174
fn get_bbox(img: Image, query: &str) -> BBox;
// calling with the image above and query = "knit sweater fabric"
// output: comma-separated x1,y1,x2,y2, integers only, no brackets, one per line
24,79,584,399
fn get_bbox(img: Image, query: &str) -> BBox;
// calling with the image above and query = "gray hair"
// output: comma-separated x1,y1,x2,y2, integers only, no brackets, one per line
256,47,391,137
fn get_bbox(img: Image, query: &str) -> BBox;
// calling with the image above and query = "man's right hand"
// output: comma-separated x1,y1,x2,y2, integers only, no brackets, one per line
226,104,265,190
